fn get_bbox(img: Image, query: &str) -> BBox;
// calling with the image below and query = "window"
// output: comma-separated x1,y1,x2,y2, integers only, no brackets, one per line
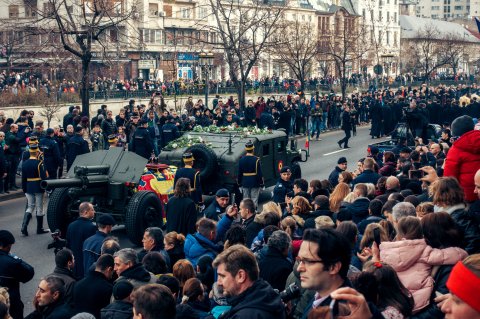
454,5,462,9
9,5,19,18
387,11,389,21
182,8,190,18
198,7,208,19
149,3,158,16
292,13,296,20
262,144,270,156
25,4,38,17
362,8,366,18
378,10,382,21
393,31,398,46
43,3,54,16
386,30,390,44
163,5,172,17
432,5,440,9
394,12,397,22
276,141,285,152
141,29,163,44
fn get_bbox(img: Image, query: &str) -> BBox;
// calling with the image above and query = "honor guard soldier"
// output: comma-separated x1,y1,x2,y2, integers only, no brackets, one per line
174,152,203,208
237,141,264,208
107,134,119,148
21,143,49,236
22,136,40,162
40,128,62,179
130,119,154,159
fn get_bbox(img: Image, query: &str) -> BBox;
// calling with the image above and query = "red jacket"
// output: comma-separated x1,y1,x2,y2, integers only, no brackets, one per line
443,130,480,202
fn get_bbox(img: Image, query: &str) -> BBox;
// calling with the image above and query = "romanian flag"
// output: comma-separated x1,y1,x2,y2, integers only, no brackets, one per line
305,134,309,149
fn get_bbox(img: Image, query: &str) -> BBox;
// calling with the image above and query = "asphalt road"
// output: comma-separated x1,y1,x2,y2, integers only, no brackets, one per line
0,125,389,315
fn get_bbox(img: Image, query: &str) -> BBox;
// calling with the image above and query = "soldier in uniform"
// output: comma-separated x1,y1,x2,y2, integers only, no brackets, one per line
40,128,62,179
21,143,49,236
237,141,264,208
66,126,89,171
107,134,119,149
161,115,180,148
174,152,203,208
272,166,293,205
130,119,154,159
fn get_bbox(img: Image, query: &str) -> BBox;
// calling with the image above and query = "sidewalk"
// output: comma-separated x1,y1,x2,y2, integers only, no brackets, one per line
0,175,24,202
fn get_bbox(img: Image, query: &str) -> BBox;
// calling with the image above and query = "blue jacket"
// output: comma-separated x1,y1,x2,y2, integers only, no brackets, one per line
351,169,381,187
66,217,97,278
346,197,371,224
83,230,107,273
184,233,222,268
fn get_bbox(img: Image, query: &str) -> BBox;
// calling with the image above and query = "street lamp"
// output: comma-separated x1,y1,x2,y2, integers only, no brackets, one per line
198,51,214,109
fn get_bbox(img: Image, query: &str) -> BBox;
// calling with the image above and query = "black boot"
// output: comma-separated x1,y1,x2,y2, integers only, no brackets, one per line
337,141,343,148
36,216,49,234
21,212,32,236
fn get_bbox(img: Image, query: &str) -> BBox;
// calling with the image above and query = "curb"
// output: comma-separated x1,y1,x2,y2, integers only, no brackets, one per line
0,190,24,202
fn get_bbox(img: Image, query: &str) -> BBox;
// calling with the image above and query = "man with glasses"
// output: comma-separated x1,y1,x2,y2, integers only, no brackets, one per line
296,228,351,318
328,157,347,188
273,166,293,205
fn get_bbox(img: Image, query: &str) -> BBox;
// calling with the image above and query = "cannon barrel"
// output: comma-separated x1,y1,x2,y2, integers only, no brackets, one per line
41,175,110,190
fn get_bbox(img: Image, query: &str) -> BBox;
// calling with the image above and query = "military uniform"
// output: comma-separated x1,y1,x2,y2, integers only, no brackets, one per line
66,129,89,171
40,134,62,179
21,144,49,236
130,124,154,159
174,152,203,206
272,178,293,205
237,142,264,208
161,118,180,147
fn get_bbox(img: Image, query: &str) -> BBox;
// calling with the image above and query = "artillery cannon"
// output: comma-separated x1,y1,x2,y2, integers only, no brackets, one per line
42,148,163,245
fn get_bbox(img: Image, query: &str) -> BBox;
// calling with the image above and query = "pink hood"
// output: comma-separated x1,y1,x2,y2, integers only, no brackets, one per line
380,239,467,312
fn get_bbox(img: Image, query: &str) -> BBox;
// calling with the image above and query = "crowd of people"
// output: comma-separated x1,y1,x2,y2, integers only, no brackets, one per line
1,81,480,319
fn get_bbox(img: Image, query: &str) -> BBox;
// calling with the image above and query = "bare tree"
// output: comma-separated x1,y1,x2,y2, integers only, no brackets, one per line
10,0,140,116
39,98,63,128
439,33,470,76
199,0,285,107
408,24,450,81
273,19,318,93
319,14,368,99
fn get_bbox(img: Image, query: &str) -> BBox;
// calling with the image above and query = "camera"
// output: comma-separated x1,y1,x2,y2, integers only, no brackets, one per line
279,283,301,303
47,229,67,254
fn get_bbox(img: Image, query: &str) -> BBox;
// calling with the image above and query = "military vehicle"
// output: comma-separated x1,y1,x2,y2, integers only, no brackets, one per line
157,129,308,197
41,147,163,245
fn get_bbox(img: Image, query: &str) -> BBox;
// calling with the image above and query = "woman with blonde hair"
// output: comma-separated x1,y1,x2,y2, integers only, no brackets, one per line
290,196,312,234
329,182,351,213
261,201,283,218
164,231,186,271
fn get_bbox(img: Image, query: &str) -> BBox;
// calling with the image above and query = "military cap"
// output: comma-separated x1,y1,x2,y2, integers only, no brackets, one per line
245,141,254,151
97,214,116,226
280,166,291,174
29,143,40,153
337,157,347,164
0,230,15,246
183,152,194,162
215,188,230,198
107,134,118,143
46,128,54,135
28,136,39,145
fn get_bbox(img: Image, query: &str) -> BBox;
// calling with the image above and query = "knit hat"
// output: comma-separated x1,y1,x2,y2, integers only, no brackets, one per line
0,230,15,246
446,261,480,313
451,115,474,137
113,281,134,300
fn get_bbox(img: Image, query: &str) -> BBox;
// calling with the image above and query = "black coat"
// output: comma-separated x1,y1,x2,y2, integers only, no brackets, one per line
101,301,133,319
130,127,154,159
73,271,113,319
220,279,286,319
0,250,35,319
49,267,76,306
166,196,198,236
347,198,371,225
66,217,97,279
66,135,89,170
341,111,352,131
25,300,74,319
451,208,480,254
303,210,334,229
258,247,293,291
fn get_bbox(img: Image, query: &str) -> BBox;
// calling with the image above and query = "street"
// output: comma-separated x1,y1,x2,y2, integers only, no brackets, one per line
0,125,387,315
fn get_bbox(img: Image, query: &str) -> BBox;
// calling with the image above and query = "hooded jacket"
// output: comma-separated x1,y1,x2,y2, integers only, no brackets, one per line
380,239,467,312
443,130,480,202
115,263,156,289
219,279,285,319
184,233,222,268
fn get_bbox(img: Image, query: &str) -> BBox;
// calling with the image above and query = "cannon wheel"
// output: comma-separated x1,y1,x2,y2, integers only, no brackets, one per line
291,161,302,180
47,187,76,237
186,144,217,180
125,191,163,246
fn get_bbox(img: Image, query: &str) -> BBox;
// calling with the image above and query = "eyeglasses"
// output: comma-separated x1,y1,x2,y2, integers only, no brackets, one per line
296,257,323,266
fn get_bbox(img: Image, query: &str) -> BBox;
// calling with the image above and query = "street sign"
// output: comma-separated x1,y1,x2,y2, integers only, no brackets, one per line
374,64,383,75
